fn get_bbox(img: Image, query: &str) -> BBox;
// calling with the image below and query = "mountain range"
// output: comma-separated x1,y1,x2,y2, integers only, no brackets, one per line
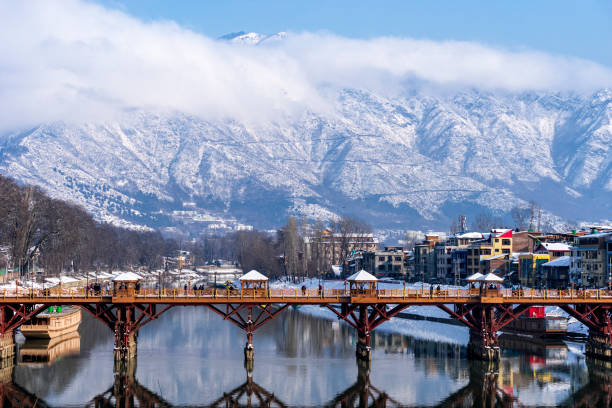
0,34,610,233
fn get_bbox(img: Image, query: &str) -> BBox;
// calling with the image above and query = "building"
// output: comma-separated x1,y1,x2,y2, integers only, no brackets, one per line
467,229,513,277
413,235,440,282
450,249,468,285
518,253,550,288
534,242,571,259
541,256,570,289
360,247,405,277
435,244,457,283
569,245,582,286
577,232,612,288
304,230,379,268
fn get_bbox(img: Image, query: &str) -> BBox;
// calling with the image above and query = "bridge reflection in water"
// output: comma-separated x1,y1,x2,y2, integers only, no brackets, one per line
0,312,610,407
3,356,612,407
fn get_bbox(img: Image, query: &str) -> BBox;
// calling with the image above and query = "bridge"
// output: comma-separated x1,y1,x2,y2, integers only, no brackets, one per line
1,285,612,365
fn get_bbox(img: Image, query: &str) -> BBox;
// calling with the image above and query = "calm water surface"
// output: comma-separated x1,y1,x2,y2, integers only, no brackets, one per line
6,306,608,406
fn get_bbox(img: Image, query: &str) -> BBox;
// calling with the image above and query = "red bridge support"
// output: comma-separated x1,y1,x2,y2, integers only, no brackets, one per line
79,303,173,366
439,304,531,361
206,304,289,367
0,304,49,363
561,305,612,360
326,303,409,363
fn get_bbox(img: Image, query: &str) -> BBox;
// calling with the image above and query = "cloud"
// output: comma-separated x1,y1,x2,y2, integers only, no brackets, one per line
0,0,611,132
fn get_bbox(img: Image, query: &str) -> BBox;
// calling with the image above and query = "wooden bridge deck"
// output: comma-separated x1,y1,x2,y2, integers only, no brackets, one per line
3,287,612,305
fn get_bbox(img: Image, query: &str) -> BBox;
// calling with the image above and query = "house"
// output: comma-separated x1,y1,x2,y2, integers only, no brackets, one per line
518,253,550,288
541,256,570,289
534,242,571,259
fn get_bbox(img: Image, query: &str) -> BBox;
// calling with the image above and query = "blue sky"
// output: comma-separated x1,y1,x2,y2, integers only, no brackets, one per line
97,0,612,67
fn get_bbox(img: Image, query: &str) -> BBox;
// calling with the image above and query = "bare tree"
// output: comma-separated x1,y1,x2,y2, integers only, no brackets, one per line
510,206,531,230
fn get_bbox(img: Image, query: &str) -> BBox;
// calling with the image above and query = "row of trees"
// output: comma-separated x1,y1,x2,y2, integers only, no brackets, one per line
0,175,179,276
190,215,371,280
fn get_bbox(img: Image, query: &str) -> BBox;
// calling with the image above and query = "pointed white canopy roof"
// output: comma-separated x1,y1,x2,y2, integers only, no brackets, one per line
346,269,378,282
476,273,504,282
239,270,269,281
111,272,142,282
466,272,483,282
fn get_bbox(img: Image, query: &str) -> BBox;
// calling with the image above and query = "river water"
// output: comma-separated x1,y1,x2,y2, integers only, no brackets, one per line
6,305,608,407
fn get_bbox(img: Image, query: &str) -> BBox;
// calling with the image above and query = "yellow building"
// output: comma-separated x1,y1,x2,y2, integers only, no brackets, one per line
467,229,513,276
518,254,550,287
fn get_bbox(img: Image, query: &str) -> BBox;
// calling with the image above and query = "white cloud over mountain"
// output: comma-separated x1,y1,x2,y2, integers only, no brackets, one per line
1,0,611,132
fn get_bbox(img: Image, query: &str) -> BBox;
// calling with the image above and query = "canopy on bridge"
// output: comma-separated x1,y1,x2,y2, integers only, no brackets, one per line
466,272,483,282
239,270,268,290
111,272,142,296
346,270,377,294
477,273,503,283
111,272,142,282
346,270,377,282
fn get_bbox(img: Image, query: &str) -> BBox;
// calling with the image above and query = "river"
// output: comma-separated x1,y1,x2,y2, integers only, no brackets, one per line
6,305,608,406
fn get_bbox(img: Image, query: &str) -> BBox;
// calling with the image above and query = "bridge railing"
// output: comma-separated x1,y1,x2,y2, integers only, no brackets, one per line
2,287,612,301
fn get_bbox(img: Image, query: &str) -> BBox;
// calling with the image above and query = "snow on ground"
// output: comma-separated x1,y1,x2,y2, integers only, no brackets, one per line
270,278,589,344
271,278,468,344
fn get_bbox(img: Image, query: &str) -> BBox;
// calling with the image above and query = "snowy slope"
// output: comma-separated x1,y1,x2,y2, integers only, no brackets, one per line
0,87,610,230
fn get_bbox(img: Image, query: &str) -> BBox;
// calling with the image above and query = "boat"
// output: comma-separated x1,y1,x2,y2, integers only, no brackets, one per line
20,306,81,339
19,331,81,366
502,306,568,337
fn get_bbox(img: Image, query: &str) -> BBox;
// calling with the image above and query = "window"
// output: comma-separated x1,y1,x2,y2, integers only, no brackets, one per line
378,256,385,261
502,239,511,246
395,256,402,262
495,239,499,243
502,249,510,254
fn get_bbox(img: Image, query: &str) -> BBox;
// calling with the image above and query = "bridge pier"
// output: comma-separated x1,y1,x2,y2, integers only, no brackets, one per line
561,304,612,361
114,306,138,363
356,305,372,363
244,306,255,363
468,329,500,361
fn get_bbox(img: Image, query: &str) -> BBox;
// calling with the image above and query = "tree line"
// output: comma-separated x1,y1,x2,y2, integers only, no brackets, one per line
0,174,177,276
0,174,371,279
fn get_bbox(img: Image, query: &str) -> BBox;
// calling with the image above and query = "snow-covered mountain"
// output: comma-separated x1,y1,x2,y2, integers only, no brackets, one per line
0,87,610,231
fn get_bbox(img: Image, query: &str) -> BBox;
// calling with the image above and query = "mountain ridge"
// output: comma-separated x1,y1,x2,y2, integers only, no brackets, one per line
0,88,610,232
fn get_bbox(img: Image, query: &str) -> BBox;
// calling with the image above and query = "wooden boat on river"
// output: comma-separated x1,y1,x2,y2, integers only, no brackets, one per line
19,331,81,366
20,307,81,339
502,306,568,337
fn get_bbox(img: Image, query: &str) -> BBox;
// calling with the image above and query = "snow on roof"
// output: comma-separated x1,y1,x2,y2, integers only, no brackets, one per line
466,272,483,281
111,272,142,281
542,256,571,267
60,276,79,283
539,242,571,251
476,273,504,282
239,270,268,281
457,232,484,239
481,254,507,261
346,269,378,282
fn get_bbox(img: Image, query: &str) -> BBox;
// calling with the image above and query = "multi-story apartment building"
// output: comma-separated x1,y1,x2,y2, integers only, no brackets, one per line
578,232,612,288
450,249,468,284
304,229,379,267
569,245,582,285
518,253,550,287
466,229,513,277
607,235,612,287
414,235,440,282
435,244,457,282
361,247,405,277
